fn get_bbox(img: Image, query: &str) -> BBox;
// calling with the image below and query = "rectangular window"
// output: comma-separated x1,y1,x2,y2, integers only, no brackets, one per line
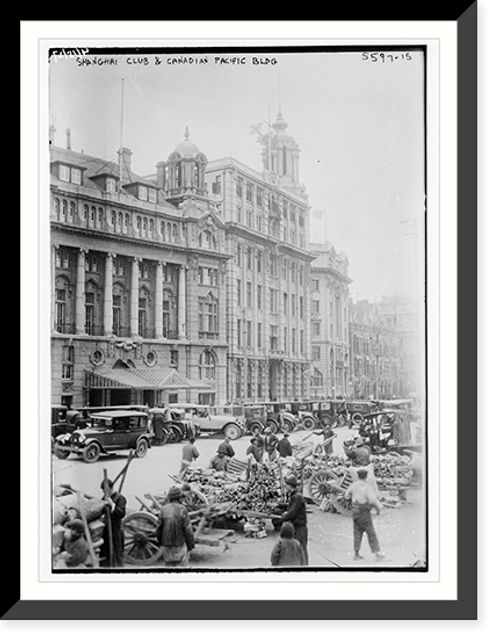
138,185,148,201
312,300,320,314
246,182,253,202
246,282,252,307
257,322,262,350
71,167,82,184
236,177,243,198
59,165,70,182
270,288,278,313
270,325,278,351
291,294,296,317
312,346,321,360
246,321,252,348
85,292,95,334
256,188,263,207
312,321,321,337
312,279,320,292
237,280,242,306
237,319,242,348
257,285,262,310
212,175,222,194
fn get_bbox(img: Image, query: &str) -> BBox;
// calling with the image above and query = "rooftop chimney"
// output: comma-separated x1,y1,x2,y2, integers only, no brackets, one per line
118,147,133,183
66,128,71,150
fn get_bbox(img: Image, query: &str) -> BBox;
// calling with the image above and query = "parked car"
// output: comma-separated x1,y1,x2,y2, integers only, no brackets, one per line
148,407,201,445
53,410,153,463
169,404,245,440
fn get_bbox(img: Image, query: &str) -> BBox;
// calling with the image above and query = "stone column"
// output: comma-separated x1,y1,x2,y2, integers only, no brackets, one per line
155,262,164,339
75,248,86,335
178,265,186,340
130,257,139,338
104,253,114,336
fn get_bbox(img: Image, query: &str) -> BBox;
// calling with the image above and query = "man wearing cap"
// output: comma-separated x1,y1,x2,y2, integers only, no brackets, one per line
156,486,195,567
56,519,89,568
263,427,279,461
277,432,293,458
279,475,309,565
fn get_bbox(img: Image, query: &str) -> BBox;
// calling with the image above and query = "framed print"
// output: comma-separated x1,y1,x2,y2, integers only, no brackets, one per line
12,10,477,621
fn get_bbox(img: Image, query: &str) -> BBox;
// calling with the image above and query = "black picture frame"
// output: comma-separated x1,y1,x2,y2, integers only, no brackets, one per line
10,8,477,621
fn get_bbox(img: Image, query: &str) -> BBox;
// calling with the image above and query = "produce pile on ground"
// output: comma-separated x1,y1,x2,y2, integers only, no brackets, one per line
180,461,284,514
371,453,414,487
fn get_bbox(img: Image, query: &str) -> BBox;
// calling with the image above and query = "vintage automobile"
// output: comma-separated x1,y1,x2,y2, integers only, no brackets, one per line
283,401,317,430
148,407,201,445
53,410,153,463
169,403,246,440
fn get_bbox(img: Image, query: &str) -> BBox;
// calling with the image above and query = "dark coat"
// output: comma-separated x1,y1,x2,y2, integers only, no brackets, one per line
156,500,195,551
270,537,306,567
101,490,127,567
277,437,293,457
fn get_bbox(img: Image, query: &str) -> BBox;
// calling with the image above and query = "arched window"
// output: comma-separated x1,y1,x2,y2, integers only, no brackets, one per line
199,349,216,380
54,198,60,220
199,230,216,250
69,201,76,223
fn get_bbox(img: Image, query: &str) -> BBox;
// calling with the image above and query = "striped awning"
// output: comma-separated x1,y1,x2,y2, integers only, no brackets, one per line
84,366,194,390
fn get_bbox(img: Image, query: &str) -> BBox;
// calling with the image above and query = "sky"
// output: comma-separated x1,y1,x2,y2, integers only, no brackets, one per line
48,46,426,302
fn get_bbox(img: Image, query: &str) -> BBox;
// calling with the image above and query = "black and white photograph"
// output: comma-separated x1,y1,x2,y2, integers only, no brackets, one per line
45,42,430,577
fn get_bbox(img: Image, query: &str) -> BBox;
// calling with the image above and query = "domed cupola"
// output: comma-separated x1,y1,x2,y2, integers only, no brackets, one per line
261,111,302,192
162,128,208,205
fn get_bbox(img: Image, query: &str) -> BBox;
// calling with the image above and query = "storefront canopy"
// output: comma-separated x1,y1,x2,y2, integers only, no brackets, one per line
84,366,194,390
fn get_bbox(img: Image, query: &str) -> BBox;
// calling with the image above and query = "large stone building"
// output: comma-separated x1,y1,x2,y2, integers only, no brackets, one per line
309,242,351,399
349,298,406,399
204,111,315,403
50,113,315,408
50,129,231,408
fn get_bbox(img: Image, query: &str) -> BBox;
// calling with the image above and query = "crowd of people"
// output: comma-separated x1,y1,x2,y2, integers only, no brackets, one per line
55,413,388,570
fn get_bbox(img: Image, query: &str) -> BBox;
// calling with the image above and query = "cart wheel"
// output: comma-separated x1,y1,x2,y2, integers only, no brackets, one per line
329,470,354,516
307,470,340,505
122,512,162,566
181,489,208,513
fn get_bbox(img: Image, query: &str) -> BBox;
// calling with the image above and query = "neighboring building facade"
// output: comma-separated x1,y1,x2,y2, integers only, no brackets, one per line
50,129,231,408
205,111,315,403
309,242,351,399
349,299,402,399
377,294,421,399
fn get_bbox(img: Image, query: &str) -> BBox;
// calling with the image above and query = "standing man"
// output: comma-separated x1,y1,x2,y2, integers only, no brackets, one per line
179,437,200,476
100,478,127,568
277,432,293,459
156,486,195,567
263,427,279,462
313,425,337,456
344,468,385,561
279,475,309,565
152,409,166,445
216,436,235,470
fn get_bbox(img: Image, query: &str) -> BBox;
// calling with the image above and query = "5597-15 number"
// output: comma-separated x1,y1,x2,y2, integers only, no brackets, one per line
362,52,413,63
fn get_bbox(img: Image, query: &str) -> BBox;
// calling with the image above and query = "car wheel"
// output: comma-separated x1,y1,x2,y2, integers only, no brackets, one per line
265,419,279,434
351,412,364,427
224,423,241,440
248,421,264,434
168,426,183,443
302,415,316,431
283,418,295,433
319,414,333,427
82,443,100,464
53,444,69,460
135,438,148,459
